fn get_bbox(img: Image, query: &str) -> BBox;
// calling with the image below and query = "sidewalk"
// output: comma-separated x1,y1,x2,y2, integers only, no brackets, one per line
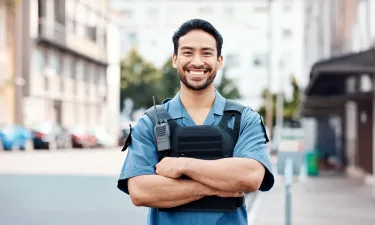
254,173,375,225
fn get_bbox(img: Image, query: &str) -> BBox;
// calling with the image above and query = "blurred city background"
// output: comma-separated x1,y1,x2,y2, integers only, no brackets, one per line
0,0,374,224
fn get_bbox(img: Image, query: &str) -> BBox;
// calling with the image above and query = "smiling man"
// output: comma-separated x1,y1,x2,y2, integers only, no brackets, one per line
117,19,275,225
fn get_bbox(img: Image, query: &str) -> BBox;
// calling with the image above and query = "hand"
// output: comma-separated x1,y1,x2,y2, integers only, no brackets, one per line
214,190,244,198
200,184,244,198
156,157,184,179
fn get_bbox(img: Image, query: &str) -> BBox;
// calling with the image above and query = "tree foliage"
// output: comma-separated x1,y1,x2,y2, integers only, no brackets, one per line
215,67,241,99
258,75,301,125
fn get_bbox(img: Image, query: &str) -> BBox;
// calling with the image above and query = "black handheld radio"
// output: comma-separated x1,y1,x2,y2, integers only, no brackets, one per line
152,96,171,154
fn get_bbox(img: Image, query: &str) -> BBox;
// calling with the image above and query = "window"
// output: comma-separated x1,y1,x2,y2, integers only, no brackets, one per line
226,54,240,67
32,47,45,75
224,6,235,16
49,50,61,75
70,56,76,79
64,55,71,77
95,65,101,85
283,4,292,12
100,67,106,85
282,29,292,38
199,6,213,14
119,9,133,19
253,5,268,13
148,8,158,17
86,11,97,42
128,32,137,46
253,54,268,68
76,59,84,81
84,61,91,82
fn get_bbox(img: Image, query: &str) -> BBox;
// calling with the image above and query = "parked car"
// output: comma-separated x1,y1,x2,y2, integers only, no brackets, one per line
0,125,33,151
31,121,72,150
69,125,97,148
88,127,117,148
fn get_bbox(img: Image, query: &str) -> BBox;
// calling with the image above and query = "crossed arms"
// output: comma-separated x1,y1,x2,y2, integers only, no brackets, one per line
128,157,266,208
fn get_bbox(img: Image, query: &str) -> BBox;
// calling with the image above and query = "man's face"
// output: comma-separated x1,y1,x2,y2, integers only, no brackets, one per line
172,30,223,91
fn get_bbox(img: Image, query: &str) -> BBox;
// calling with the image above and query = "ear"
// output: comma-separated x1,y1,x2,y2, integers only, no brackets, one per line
217,55,223,70
172,55,177,68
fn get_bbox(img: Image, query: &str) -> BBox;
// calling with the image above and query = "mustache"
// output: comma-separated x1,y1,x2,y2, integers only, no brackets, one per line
184,65,211,70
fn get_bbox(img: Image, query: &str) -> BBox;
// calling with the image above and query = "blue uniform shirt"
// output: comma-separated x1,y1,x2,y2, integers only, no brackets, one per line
118,90,274,225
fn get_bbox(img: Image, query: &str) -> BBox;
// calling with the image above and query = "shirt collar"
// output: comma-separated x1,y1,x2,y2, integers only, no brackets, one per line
166,89,226,120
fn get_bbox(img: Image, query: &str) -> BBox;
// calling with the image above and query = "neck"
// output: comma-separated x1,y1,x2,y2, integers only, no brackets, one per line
180,84,215,109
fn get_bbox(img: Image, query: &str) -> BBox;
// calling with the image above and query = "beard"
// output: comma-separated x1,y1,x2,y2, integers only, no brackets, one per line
179,65,217,91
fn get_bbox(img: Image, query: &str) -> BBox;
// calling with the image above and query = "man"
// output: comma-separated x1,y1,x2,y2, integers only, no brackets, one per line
118,19,274,225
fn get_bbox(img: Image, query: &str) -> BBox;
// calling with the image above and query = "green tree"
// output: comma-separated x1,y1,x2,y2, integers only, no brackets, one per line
283,75,300,120
158,58,180,98
120,49,162,119
215,67,241,99
258,89,278,125
258,74,301,125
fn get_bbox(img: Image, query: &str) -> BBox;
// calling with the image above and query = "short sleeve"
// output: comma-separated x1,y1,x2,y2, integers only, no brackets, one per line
233,107,275,192
117,115,159,194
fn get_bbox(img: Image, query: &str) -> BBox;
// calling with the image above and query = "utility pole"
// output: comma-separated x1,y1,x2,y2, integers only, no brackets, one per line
265,0,274,140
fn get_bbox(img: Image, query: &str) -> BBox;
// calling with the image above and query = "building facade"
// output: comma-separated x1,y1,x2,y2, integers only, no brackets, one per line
302,0,375,192
110,0,304,110
12,0,119,133
0,1,17,126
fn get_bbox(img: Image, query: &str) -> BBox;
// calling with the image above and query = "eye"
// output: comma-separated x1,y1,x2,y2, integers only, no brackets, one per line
182,52,192,55
203,52,213,56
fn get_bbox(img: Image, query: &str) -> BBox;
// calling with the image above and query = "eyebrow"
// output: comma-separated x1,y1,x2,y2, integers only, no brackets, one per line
180,46,215,51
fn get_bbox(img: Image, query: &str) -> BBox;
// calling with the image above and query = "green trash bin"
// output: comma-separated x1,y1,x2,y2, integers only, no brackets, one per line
305,151,318,176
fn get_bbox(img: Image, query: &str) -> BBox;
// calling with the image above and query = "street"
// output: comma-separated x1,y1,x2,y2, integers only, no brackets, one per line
0,148,258,225
0,148,148,225
0,174,147,225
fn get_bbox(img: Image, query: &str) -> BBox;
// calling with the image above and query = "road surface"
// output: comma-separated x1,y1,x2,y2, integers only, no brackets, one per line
0,148,258,225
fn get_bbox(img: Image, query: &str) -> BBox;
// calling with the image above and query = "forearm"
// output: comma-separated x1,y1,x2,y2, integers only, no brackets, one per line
181,157,265,193
128,174,208,208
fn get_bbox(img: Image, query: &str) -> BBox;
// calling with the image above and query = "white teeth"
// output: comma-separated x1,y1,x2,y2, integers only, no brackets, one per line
189,71,205,75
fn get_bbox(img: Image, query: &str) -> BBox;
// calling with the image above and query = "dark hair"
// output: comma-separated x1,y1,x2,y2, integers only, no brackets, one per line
172,19,223,57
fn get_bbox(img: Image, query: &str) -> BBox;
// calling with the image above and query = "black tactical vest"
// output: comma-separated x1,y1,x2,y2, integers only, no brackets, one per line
143,99,245,212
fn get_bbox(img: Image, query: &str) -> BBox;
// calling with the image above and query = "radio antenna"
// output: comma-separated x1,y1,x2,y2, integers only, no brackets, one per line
152,96,159,124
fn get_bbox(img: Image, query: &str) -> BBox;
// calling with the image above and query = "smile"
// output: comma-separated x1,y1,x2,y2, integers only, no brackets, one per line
187,70,208,76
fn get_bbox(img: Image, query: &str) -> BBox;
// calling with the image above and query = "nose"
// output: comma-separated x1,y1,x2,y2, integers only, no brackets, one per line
191,54,204,67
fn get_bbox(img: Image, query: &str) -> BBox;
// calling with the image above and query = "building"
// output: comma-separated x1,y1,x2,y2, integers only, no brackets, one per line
0,1,17,126
10,0,120,136
109,0,304,110
301,0,375,194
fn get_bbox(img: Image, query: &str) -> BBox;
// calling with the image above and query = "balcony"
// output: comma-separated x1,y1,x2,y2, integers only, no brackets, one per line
38,18,66,47
65,21,107,64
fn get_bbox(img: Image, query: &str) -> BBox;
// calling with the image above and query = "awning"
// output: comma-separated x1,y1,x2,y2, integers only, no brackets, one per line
305,47,375,96
300,47,375,117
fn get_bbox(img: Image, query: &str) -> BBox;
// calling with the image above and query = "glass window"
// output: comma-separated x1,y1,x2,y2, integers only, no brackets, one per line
70,56,76,79
64,55,71,77
100,67,106,85
84,61,91,82
49,50,61,75
282,29,292,38
32,47,45,75
76,59,84,81
87,11,97,42
252,53,268,68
